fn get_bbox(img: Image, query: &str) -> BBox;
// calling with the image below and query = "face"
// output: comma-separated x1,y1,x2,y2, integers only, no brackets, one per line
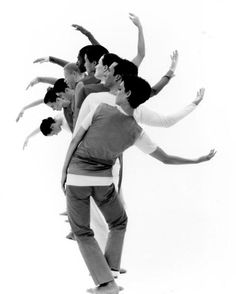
115,81,130,105
104,62,119,88
46,98,64,111
95,56,108,80
49,120,62,136
84,54,96,74
56,88,74,100
64,69,76,89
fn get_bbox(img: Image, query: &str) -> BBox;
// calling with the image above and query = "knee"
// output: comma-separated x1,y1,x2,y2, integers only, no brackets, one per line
109,211,128,231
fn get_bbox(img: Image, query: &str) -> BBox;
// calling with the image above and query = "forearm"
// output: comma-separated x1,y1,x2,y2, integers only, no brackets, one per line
49,56,69,67
150,70,174,98
132,25,145,67
85,31,100,45
23,99,44,111
38,77,57,85
150,147,202,165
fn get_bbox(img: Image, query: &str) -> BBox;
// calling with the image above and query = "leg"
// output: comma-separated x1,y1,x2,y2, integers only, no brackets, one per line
66,185,114,286
92,184,128,272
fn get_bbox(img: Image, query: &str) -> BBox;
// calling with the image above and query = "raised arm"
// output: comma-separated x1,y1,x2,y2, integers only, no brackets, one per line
33,56,69,67
26,77,57,90
150,50,178,97
22,127,40,150
136,88,205,127
16,99,44,122
72,24,100,45
129,13,145,68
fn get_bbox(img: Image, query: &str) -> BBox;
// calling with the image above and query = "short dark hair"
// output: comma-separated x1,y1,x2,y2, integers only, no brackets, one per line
43,88,57,104
53,78,68,93
114,59,138,77
85,45,109,64
77,45,93,73
123,75,151,109
40,117,55,136
102,53,122,68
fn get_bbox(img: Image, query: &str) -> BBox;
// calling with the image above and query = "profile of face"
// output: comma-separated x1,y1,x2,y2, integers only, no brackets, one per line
46,98,64,111
64,69,76,89
49,120,62,136
104,62,119,88
84,54,96,74
95,56,108,80
115,81,130,106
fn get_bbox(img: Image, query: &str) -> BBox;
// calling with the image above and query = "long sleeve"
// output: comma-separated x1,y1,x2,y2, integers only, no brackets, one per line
49,56,69,67
134,103,196,127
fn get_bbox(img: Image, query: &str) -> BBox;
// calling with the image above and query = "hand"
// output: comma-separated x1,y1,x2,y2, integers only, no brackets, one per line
26,77,39,90
129,13,142,28
33,57,50,64
71,24,88,34
169,50,178,73
23,139,29,150
198,149,217,163
16,110,24,122
61,171,67,195
193,88,205,105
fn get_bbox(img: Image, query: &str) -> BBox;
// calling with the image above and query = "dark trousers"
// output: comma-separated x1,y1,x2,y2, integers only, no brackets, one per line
66,184,128,285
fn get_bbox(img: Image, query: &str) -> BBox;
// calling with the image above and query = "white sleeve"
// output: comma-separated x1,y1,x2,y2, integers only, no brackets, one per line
54,112,64,121
72,106,97,138
134,131,157,154
134,103,196,127
72,97,92,137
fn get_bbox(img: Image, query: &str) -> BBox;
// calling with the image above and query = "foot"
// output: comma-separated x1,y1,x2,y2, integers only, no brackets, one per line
119,268,127,275
87,281,123,294
66,231,76,240
112,268,127,278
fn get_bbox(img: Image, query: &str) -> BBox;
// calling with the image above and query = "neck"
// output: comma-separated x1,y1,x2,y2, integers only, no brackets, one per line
119,103,134,116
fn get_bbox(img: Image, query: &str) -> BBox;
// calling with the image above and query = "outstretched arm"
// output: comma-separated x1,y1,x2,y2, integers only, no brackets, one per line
130,13,145,68
136,88,205,127
16,99,44,122
71,24,100,45
26,77,57,90
23,128,40,150
33,56,69,67
150,147,216,164
135,132,216,164
150,50,178,97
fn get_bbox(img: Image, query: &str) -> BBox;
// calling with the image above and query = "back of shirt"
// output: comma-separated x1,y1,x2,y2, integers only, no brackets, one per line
68,103,143,177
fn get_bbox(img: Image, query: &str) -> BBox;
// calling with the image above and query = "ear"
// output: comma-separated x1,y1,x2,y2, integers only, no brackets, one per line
115,74,121,82
93,61,97,67
125,90,131,98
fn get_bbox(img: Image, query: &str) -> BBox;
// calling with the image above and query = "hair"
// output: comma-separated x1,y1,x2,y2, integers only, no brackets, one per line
43,88,57,104
102,53,122,68
85,45,109,64
52,78,68,93
122,75,151,109
77,45,92,73
40,117,55,136
64,62,81,74
114,59,138,77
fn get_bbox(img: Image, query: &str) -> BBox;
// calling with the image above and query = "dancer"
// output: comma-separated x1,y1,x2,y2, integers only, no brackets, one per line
61,75,215,294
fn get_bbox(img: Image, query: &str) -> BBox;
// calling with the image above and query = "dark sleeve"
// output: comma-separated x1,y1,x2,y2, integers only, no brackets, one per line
73,86,88,128
150,69,174,98
49,56,69,67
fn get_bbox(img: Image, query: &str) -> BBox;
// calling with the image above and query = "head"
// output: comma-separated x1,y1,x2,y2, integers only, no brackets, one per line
95,53,122,80
64,63,83,89
83,45,109,74
53,78,74,101
104,59,138,88
40,117,62,136
76,45,92,73
116,75,151,109
43,79,71,111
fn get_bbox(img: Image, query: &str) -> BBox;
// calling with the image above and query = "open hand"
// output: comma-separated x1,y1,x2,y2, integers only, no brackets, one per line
16,110,24,122
193,88,205,105
33,57,49,64
169,50,178,73
129,13,142,28
26,77,39,90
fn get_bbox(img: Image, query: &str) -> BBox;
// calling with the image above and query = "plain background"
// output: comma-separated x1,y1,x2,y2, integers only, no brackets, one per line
1,0,236,293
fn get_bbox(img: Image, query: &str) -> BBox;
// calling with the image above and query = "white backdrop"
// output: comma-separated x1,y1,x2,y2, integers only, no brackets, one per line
1,0,236,293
